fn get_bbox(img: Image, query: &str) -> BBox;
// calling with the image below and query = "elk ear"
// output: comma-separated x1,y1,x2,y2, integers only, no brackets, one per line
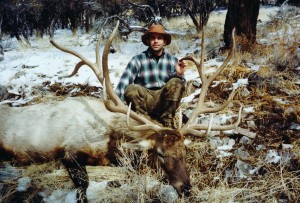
121,139,156,151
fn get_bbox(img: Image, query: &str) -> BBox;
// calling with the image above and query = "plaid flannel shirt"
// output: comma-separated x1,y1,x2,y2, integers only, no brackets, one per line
115,48,184,101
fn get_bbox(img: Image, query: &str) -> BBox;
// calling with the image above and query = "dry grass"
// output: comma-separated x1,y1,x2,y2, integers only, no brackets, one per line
184,141,300,202
172,6,299,202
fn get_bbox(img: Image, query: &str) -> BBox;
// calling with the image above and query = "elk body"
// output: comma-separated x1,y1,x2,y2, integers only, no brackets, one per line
0,21,241,202
0,96,190,201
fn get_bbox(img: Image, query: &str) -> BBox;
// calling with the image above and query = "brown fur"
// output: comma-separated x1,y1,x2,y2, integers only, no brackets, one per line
104,116,191,196
105,116,154,165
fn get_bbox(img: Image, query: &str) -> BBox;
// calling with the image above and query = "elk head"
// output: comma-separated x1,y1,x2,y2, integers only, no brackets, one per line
150,132,192,195
120,123,192,196
50,20,242,197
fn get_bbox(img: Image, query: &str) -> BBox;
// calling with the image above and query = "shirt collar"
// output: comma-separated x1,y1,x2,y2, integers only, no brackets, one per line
146,48,165,58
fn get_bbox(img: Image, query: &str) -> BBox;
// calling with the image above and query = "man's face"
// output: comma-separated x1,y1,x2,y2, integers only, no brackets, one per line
148,33,166,55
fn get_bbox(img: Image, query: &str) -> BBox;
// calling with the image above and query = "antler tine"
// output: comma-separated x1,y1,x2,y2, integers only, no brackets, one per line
180,28,205,83
189,29,235,124
102,21,165,127
180,28,240,134
190,103,242,130
50,30,104,84
180,103,242,137
95,30,102,70
102,20,124,108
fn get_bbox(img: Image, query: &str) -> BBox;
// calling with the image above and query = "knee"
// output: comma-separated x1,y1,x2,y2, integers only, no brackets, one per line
167,78,185,91
163,78,185,100
124,84,144,102
124,84,148,114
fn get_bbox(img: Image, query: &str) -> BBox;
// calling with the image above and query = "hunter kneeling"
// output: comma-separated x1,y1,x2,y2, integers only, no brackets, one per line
115,24,187,128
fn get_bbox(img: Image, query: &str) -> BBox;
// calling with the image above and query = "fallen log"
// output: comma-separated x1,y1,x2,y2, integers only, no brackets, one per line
42,166,127,182
1,163,127,184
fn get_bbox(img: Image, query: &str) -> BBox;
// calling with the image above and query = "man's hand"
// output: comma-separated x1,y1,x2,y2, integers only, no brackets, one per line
176,60,187,76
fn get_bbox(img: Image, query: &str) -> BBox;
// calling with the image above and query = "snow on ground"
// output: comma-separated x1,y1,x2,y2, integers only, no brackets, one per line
0,6,281,107
0,31,140,105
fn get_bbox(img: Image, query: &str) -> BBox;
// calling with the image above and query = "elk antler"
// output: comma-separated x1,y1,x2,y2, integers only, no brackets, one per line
50,30,104,84
51,20,241,136
179,28,242,136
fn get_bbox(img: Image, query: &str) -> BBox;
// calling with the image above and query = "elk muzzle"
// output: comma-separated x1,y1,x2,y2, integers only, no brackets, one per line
161,157,192,197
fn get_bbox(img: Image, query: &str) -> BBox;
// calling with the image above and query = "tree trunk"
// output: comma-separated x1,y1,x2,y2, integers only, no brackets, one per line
223,0,260,49
0,17,2,40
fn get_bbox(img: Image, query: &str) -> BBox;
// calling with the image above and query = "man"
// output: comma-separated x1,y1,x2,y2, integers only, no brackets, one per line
115,24,187,128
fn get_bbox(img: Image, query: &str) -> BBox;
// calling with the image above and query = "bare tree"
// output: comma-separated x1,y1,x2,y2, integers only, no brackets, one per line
178,0,224,33
125,0,162,25
0,15,3,40
89,0,160,39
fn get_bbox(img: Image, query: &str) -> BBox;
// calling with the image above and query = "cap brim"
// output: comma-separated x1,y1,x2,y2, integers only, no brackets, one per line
142,32,171,46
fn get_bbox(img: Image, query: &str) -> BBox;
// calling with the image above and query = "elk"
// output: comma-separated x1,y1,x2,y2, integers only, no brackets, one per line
0,21,241,202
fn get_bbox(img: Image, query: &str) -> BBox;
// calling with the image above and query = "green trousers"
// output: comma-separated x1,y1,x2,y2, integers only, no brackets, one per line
124,78,185,128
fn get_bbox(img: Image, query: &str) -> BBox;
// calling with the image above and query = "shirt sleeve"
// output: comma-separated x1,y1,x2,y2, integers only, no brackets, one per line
115,57,139,101
168,55,186,84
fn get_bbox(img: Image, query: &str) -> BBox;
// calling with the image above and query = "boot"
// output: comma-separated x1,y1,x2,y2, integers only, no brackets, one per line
158,116,175,129
151,100,179,128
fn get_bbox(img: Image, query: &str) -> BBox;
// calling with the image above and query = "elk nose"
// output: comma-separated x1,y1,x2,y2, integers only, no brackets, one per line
182,183,192,196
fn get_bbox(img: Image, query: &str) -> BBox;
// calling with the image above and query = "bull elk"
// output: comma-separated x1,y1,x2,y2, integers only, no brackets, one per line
0,21,242,202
